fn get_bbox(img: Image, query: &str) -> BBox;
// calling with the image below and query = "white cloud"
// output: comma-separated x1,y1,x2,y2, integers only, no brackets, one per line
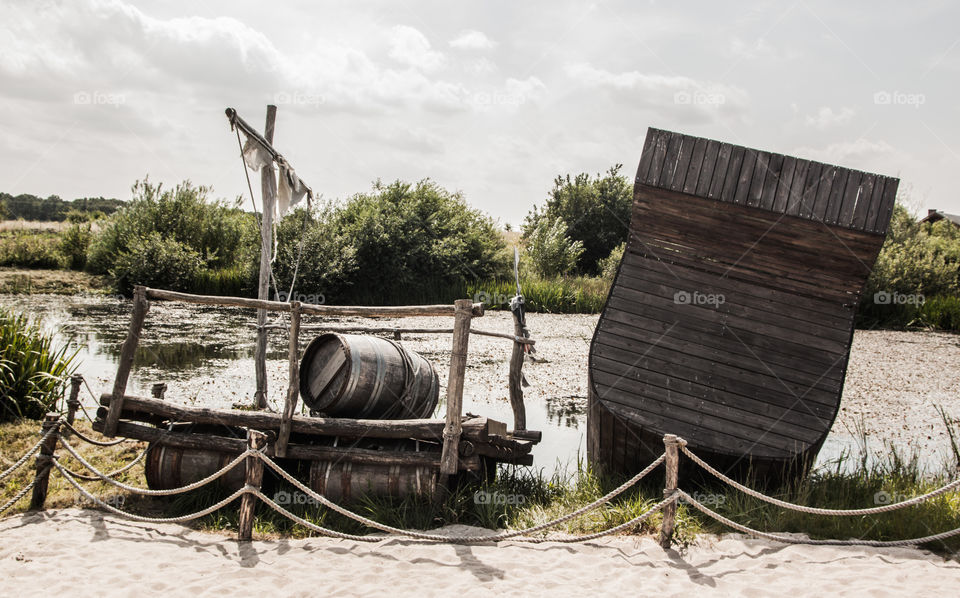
388,25,445,71
449,30,497,50
804,106,856,129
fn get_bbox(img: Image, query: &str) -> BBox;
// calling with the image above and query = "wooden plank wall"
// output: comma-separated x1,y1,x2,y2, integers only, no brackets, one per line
588,128,897,468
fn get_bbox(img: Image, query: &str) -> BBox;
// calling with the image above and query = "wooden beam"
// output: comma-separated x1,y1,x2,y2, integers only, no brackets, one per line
659,434,681,549
254,104,278,410
97,393,491,442
29,413,60,510
277,301,301,457
507,314,527,431
103,285,149,437
262,324,534,344
440,299,474,475
91,418,480,469
144,288,485,318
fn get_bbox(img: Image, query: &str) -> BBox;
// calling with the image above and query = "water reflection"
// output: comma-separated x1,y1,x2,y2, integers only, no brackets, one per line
544,394,586,428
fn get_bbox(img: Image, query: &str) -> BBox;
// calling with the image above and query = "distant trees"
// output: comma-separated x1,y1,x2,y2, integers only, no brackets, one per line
522,165,632,276
0,192,124,221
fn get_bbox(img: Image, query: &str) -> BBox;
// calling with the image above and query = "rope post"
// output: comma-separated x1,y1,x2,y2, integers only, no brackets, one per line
66,374,83,426
659,434,681,549
30,413,61,510
238,429,267,541
439,299,475,478
507,316,527,432
151,383,167,400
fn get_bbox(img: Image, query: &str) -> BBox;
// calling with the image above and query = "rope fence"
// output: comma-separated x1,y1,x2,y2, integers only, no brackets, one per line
3,415,960,548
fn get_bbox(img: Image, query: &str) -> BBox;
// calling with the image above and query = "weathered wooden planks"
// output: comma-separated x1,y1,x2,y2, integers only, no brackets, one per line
589,127,898,477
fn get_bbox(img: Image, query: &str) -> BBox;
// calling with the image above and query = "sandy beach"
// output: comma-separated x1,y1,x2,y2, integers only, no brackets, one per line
2,509,958,597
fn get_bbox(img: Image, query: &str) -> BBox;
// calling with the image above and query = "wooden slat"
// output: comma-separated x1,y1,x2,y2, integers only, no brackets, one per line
759,153,784,211
669,135,697,191
733,148,758,205
811,165,838,222
646,130,672,186
707,143,733,199
824,168,850,225
696,140,721,196
746,151,769,208
852,174,877,229
837,171,863,227
720,146,746,202
659,132,686,189
863,176,887,233
635,128,659,184
798,161,823,218
872,176,899,234
681,137,709,194
772,156,797,213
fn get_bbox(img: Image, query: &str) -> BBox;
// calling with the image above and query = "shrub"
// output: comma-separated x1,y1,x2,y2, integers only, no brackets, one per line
0,232,65,269
598,242,625,280
60,221,93,270
0,308,76,422
110,231,204,294
87,178,258,294
525,216,584,278
523,165,632,274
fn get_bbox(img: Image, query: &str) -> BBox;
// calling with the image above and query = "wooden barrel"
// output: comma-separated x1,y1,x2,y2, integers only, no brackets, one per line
299,333,439,419
308,438,437,502
145,444,245,491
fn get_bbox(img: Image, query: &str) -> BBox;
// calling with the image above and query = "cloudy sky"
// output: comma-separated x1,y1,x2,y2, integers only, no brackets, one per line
2,0,958,226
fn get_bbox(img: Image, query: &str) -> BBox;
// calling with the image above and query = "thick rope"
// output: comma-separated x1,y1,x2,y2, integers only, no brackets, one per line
0,423,60,481
681,444,960,516
56,461,248,524
256,451,667,543
255,486,675,544
59,420,127,447
57,447,150,482
57,439,254,496
0,477,37,515
678,490,960,547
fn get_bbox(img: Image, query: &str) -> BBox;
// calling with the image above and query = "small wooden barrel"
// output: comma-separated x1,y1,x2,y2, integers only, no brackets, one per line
299,333,439,419
145,444,245,491
308,439,437,502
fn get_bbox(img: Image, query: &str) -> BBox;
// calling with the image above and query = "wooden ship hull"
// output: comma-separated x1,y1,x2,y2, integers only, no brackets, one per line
588,128,897,481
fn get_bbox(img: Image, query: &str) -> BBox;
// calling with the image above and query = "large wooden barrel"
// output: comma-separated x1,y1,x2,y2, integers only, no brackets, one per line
145,444,245,491
299,333,439,419
308,438,437,502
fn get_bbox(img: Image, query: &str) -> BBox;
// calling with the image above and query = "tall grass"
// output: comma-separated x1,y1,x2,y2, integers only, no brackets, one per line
0,231,65,269
469,276,610,313
0,307,77,422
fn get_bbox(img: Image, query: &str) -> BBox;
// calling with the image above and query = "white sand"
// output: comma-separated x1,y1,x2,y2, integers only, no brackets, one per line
2,509,958,597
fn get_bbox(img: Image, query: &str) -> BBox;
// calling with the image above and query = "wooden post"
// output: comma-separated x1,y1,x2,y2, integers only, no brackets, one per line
104,285,149,437
507,316,527,431
238,429,267,541
276,302,301,457
151,383,167,400
253,104,278,410
66,374,82,426
30,413,61,510
439,299,474,476
659,434,680,549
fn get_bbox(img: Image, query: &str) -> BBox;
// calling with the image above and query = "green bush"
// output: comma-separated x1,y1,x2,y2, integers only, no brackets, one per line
524,216,584,278
598,242,625,280
0,308,76,422
0,232,65,269
87,178,258,294
523,165,632,274
110,231,204,294
60,221,93,270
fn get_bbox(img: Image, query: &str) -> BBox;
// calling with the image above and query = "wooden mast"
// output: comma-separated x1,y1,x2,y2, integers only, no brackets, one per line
254,105,277,410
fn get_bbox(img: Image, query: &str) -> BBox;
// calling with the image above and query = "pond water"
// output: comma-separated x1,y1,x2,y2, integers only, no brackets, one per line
5,294,957,477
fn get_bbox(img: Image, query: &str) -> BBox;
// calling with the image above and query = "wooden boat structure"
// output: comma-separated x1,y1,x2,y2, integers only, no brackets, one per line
588,128,898,480
94,288,540,500
93,106,540,501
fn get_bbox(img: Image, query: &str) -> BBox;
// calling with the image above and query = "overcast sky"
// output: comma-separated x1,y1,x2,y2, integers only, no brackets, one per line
2,0,958,226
